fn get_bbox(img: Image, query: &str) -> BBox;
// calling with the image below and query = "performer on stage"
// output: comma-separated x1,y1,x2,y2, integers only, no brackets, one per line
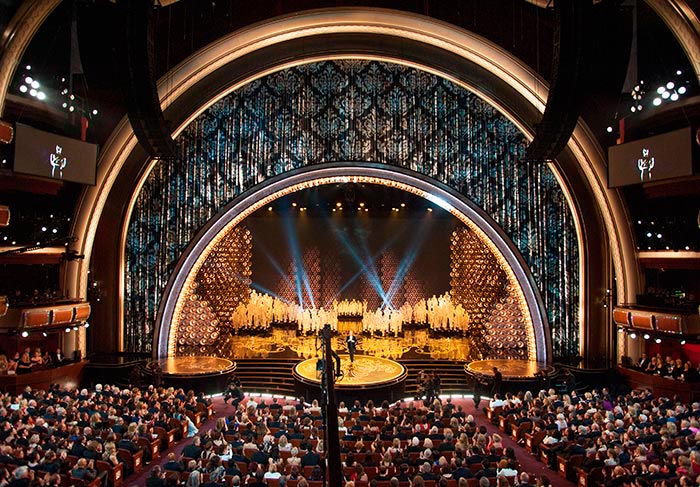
346,330,357,363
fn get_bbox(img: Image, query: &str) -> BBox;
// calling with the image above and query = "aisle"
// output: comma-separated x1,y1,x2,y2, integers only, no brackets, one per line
458,397,572,487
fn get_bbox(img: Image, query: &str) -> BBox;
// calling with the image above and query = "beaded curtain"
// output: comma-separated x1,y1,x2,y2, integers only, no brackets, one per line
125,60,579,357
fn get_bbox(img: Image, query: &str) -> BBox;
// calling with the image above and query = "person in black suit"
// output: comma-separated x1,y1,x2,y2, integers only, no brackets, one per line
474,461,497,479
637,353,650,372
163,453,184,472
301,448,320,467
182,436,203,459
491,367,502,396
145,466,167,487
346,331,357,363
452,458,473,481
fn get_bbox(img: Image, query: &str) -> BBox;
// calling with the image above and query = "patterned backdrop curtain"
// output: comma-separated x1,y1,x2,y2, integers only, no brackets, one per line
125,60,579,358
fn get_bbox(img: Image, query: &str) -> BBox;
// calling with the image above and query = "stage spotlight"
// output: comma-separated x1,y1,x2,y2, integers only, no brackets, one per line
617,328,624,333
681,340,687,345
630,333,637,339
360,203,365,207
654,338,661,344
336,202,342,207
646,232,652,238
653,98,662,106
427,208,433,212
400,203,405,207
657,233,662,239
656,86,665,94
84,322,90,329
73,326,79,331
666,82,674,89
42,332,47,337
332,209,336,212
24,76,32,84
65,327,71,333
643,333,650,340
292,202,297,207
662,91,670,99
31,80,39,89
20,331,29,338
19,85,27,93
670,93,679,101
606,126,613,133
678,86,687,94
364,208,368,212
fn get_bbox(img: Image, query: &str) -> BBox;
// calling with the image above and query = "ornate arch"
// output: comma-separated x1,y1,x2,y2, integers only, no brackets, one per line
154,163,551,362
65,9,637,364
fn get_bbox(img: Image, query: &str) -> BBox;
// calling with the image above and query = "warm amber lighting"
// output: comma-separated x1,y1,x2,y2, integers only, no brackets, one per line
168,174,536,359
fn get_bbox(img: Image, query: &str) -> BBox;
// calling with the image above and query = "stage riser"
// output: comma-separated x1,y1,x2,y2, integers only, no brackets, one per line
233,358,470,397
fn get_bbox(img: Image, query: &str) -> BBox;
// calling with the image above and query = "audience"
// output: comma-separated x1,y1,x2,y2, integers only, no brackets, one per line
9,370,700,487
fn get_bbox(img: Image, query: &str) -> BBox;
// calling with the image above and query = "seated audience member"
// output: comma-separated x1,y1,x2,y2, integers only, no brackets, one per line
146,466,167,487
30,349,43,367
15,352,32,374
164,452,185,472
71,458,98,482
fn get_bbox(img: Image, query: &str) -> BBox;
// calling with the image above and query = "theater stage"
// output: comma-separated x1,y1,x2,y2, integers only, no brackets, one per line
152,356,237,395
465,359,554,395
465,359,553,379
293,354,407,402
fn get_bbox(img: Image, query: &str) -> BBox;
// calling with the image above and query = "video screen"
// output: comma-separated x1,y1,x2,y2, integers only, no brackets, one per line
608,126,693,188
13,123,98,185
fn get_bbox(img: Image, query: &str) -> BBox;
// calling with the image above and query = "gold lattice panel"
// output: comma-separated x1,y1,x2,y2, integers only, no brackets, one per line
173,226,251,356
303,247,321,307
380,251,401,309
403,268,424,308
174,294,225,355
320,254,341,309
450,226,529,359
277,257,297,305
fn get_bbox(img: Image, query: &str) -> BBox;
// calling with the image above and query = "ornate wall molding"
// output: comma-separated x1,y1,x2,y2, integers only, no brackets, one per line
63,9,637,362
644,0,700,84
0,0,61,117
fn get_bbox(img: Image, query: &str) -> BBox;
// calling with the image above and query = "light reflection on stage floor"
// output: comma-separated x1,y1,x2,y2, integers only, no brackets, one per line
220,327,473,361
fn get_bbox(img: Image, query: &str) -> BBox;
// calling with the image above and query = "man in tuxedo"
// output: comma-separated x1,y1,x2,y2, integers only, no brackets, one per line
346,330,357,363
50,348,66,366
637,353,650,371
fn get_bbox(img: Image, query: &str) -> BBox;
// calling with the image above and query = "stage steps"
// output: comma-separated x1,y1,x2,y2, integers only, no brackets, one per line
233,357,471,397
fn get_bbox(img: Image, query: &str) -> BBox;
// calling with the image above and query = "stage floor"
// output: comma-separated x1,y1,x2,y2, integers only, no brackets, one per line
465,359,553,379
223,328,474,361
156,356,235,376
293,354,407,388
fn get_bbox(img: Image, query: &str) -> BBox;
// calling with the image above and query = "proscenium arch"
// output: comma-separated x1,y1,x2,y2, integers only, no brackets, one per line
67,8,637,364
154,163,551,363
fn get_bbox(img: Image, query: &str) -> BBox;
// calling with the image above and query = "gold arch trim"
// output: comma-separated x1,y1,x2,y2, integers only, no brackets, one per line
63,8,638,358
167,175,536,360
